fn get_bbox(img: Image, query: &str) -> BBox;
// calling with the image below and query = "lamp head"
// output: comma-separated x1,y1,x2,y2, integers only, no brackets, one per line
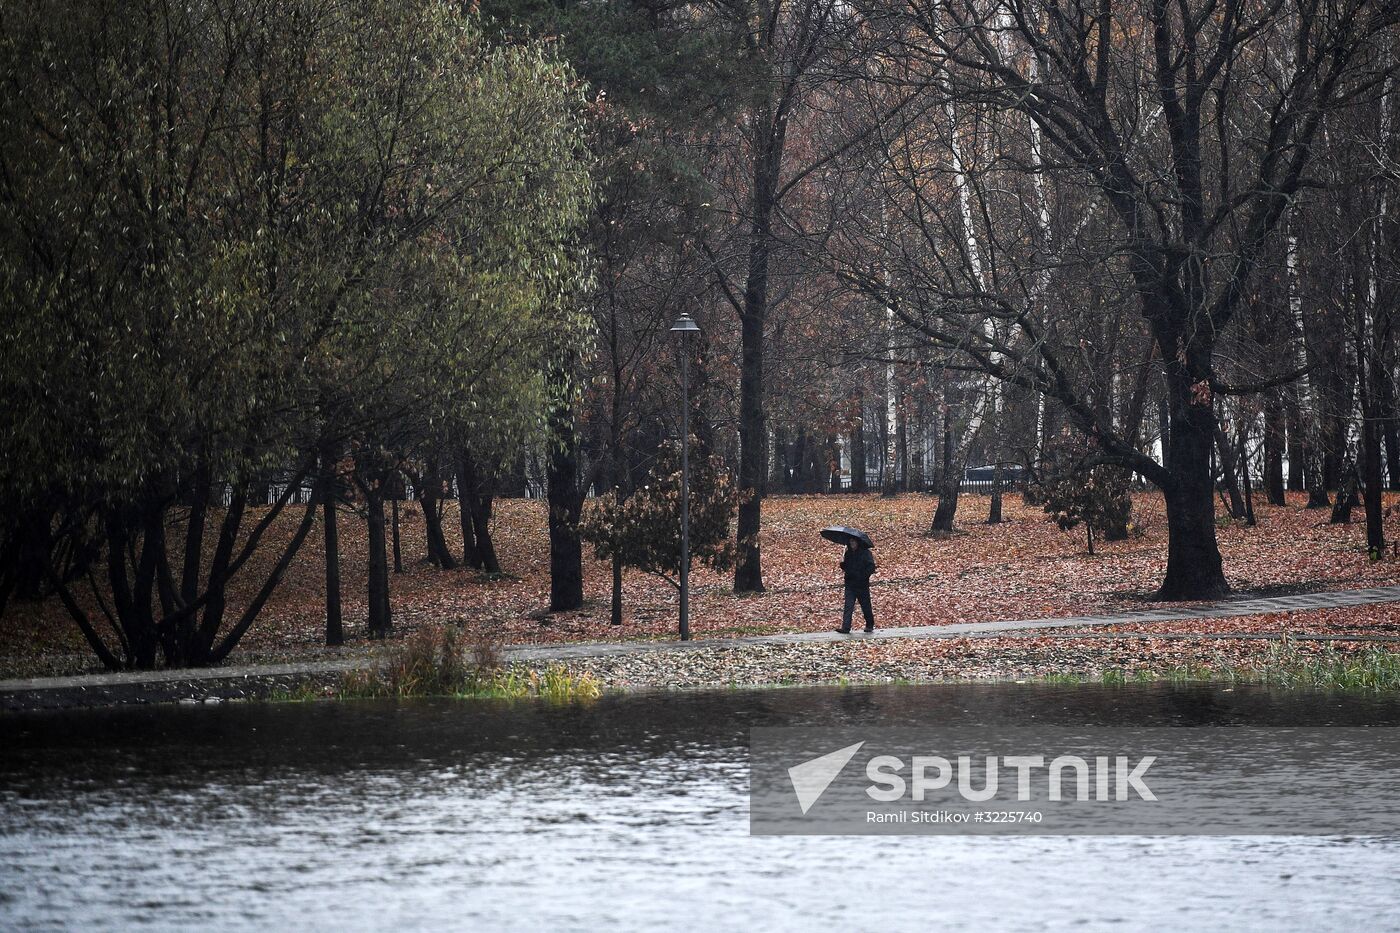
670,313,701,336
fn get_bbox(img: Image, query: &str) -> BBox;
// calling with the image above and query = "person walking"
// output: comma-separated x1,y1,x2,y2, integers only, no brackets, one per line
837,539,876,634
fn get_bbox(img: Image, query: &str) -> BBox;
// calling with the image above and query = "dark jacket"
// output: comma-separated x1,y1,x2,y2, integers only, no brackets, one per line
841,547,876,589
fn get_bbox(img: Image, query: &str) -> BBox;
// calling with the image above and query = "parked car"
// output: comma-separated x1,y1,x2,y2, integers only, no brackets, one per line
963,464,1026,484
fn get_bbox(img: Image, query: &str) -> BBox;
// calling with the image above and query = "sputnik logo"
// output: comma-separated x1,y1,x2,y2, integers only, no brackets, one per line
788,741,865,814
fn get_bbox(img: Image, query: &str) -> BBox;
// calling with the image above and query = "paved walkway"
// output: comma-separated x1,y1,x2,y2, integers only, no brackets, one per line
4,584,1400,696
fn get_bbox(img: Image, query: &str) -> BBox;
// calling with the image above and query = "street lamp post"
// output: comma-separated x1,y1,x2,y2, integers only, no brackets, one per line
670,313,701,641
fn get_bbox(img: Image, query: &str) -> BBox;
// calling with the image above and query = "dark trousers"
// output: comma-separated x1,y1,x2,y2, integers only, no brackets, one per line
842,585,874,631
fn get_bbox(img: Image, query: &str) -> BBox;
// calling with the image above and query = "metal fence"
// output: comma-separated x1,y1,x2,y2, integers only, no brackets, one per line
214,480,316,508
782,475,1025,496
210,472,1233,506
216,475,550,507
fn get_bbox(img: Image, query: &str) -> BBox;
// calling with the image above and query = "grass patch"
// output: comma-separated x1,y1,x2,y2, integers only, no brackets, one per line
301,626,601,702
1049,641,1400,692
1224,641,1400,691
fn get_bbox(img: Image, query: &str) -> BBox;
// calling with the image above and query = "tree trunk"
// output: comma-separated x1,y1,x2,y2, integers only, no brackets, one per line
1364,418,1385,555
1157,394,1171,472
911,394,927,491
459,451,501,575
181,460,210,607
850,409,867,493
131,511,161,669
1291,221,1333,506
610,556,624,625
931,423,960,531
1156,369,1229,601
472,493,501,575
791,428,808,493
1301,395,1331,507
731,96,788,595
1380,372,1400,491
57,470,317,670
1386,415,1400,492
547,379,584,612
196,491,246,666
1239,420,1257,527
1285,393,1306,491
806,434,824,493
1306,447,1332,507
418,459,457,569
321,454,343,647
392,498,403,573
455,452,480,569
987,461,1003,524
207,496,320,664
1158,490,1227,599
1214,419,1247,519
1330,461,1358,524
365,484,392,639
895,397,909,493
881,370,897,498
1263,392,1287,506
734,267,767,593
1323,446,1342,497
770,424,787,490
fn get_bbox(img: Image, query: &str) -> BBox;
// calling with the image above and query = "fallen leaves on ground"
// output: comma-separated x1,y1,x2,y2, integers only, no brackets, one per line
3,490,1398,677
559,634,1386,691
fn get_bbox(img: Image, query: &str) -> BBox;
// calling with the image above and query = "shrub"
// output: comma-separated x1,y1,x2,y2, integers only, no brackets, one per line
467,628,503,672
331,625,600,701
1036,440,1134,554
579,439,737,590
379,626,468,697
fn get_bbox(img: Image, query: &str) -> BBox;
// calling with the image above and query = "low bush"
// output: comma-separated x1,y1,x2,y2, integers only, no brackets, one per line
334,626,601,701
1078,641,1400,692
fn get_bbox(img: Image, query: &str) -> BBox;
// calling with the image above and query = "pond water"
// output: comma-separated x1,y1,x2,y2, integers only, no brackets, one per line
3,682,1400,931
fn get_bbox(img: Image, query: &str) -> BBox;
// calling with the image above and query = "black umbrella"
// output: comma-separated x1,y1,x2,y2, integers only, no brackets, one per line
820,525,874,549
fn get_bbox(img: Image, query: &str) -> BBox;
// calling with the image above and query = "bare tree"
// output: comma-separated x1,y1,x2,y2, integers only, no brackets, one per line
836,0,1395,597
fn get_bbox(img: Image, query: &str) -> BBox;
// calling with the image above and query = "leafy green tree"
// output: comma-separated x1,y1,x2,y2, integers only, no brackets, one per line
480,0,747,615
0,0,323,668
306,2,593,637
0,0,593,666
